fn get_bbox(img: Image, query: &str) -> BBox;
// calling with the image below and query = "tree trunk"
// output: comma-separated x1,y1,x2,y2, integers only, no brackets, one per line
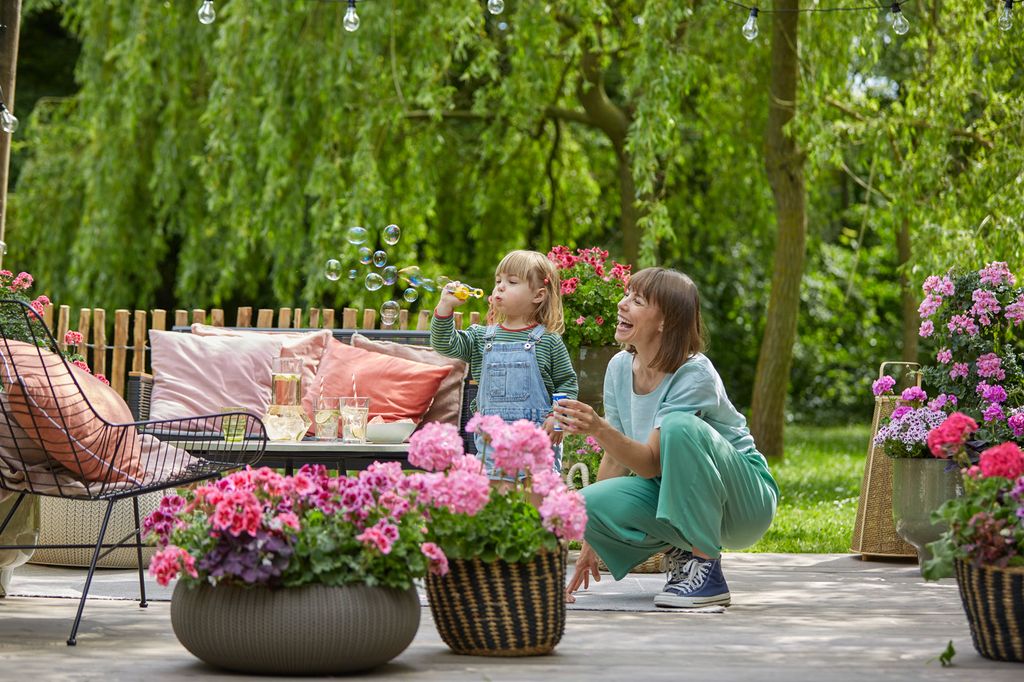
750,3,805,460
576,51,639,264
897,219,918,363
0,0,22,270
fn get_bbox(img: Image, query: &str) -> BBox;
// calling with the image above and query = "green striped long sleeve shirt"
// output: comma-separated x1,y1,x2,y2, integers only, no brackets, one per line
430,313,578,413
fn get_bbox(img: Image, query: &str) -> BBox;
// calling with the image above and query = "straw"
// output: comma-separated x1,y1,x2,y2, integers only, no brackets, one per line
352,373,358,398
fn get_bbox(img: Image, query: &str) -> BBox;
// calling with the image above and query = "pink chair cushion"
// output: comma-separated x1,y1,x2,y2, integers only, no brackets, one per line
350,333,467,427
190,325,331,410
304,339,453,424
0,340,143,484
148,330,284,421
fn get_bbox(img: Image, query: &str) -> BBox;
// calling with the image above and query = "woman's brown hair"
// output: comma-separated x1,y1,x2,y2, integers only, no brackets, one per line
627,267,705,373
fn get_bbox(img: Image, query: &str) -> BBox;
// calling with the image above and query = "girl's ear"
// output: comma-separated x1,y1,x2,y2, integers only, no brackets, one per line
532,287,548,305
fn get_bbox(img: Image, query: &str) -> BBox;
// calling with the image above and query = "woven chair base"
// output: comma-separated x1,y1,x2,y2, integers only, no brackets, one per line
598,552,666,574
955,560,1024,662
28,494,162,569
426,547,566,657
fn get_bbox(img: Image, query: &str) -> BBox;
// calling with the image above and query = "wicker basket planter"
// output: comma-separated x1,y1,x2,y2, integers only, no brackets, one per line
171,581,420,675
954,560,1024,663
426,547,566,656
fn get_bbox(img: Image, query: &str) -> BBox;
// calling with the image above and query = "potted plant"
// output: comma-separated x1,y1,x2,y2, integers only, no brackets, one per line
546,246,631,409
923,427,1024,663
917,261,1024,445
408,417,587,657
146,463,443,675
872,381,964,568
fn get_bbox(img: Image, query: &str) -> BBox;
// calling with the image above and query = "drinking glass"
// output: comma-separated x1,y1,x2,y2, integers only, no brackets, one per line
271,357,303,407
220,406,249,443
314,397,341,441
340,397,371,443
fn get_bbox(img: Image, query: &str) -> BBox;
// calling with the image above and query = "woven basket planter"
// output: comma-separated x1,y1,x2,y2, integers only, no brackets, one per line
426,547,566,656
954,559,1024,663
29,493,162,569
171,581,420,675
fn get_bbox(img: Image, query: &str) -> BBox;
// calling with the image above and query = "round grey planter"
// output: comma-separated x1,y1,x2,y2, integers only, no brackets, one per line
171,581,420,675
891,457,963,569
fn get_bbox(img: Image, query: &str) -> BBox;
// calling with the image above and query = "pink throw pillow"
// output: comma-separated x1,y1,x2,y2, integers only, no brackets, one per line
350,333,467,427
149,330,283,421
0,340,143,484
304,339,453,424
190,325,331,410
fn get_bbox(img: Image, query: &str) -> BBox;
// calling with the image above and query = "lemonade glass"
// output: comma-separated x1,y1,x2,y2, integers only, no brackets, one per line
314,396,341,441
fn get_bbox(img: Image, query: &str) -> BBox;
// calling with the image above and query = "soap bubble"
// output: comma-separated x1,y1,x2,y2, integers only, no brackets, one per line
348,269,357,280
358,247,373,265
418,277,436,293
398,265,423,287
324,259,342,281
365,273,384,291
383,224,401,245
380,301,400,326
436,275,452,289
372,250,388,267
403,287,419,303
382,266,398,285
346,226,368,244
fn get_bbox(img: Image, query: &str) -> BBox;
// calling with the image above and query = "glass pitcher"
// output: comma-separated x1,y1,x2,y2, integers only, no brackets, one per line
264,357,311,441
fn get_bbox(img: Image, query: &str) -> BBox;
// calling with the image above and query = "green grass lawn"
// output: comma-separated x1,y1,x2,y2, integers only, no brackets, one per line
741,424,870,553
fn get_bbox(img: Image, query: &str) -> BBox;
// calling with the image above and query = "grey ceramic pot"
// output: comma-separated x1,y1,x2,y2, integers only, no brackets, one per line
891,457,963,570
171,581,420,675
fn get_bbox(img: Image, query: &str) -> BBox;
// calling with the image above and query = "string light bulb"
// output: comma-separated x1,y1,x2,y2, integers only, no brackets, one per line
344,0,360,32
890,3,909,35
999,0,1014,31
0,87,17,134
487,0,505,15
742,7,759,41
197,0,215,25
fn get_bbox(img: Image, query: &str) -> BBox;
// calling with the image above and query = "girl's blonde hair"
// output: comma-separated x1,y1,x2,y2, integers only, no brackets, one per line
488,250,565,334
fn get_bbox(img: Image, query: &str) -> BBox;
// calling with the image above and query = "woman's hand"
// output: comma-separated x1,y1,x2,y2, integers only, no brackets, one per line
553,398,603,435
566,541,601,602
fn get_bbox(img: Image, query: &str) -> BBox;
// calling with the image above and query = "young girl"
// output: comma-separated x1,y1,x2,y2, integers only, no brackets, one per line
430,249,578,479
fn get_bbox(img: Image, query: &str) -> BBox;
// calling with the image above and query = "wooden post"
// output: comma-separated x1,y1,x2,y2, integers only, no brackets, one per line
76,308,91,361
469,311,481,326
256,309,273,327
191,309,205,325
416,310,431,330
132,310,147,373
151,309,167,331
342,308,357,329
398,309,409,330
57,304,70,351
322,308,335,329
111,309,129,394
236,306,253,327
174,310,188,327
0,1,22,270
277,307,292,328
362,309,376,330
210,308,224,326
92,308,107,377
308,308,320,329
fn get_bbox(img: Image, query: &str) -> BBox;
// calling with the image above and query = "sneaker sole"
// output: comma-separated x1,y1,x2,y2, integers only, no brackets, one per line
653,592,731,608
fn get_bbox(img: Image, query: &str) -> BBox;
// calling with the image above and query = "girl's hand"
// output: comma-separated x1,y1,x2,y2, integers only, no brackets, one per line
554,398,602,435
436,281,467,317
566,541,601,602
543,415,564,445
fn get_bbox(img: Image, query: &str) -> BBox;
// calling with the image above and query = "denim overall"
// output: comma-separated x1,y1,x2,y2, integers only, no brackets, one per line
475,324,562,479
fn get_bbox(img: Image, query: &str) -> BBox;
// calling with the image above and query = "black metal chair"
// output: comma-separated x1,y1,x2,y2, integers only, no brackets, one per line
0,299,266,645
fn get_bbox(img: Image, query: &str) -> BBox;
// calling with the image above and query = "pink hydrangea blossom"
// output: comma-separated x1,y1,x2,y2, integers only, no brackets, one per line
976,353,1006,381
872,375,896,396
978,442,1024,479
900,386,927,403
408,421,464,471
421,542,449,576
978,261,1016,287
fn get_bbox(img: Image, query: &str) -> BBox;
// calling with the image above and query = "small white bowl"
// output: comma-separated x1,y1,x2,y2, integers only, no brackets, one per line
366,421,417,444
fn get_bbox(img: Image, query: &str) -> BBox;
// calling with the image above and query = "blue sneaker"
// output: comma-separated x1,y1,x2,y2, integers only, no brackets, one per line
653,555,731,608
662,546,692,575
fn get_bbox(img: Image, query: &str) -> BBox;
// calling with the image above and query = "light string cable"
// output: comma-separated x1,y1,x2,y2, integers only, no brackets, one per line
723,1,1023,40
195,0,508,30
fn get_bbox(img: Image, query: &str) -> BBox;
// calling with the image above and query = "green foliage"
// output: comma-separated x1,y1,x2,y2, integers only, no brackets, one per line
742,424,868,553
549,246,629,356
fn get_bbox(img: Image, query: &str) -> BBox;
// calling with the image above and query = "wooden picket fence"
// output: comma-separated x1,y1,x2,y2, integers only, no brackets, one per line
40,304,482,399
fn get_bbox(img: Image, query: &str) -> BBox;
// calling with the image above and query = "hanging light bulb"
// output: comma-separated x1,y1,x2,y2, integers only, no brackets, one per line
742,8,759,41
999,0,1014,32
487,0,505,15
197,0,216,25
344,0,360,32
0,104,18,134
890,3,910,35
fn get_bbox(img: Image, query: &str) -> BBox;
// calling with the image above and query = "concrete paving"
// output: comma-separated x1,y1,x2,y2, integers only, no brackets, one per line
0,553,1021,680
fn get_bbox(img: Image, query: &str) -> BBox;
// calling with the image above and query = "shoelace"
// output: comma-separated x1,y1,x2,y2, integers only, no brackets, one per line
670,559,712,592
664,549,692,583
